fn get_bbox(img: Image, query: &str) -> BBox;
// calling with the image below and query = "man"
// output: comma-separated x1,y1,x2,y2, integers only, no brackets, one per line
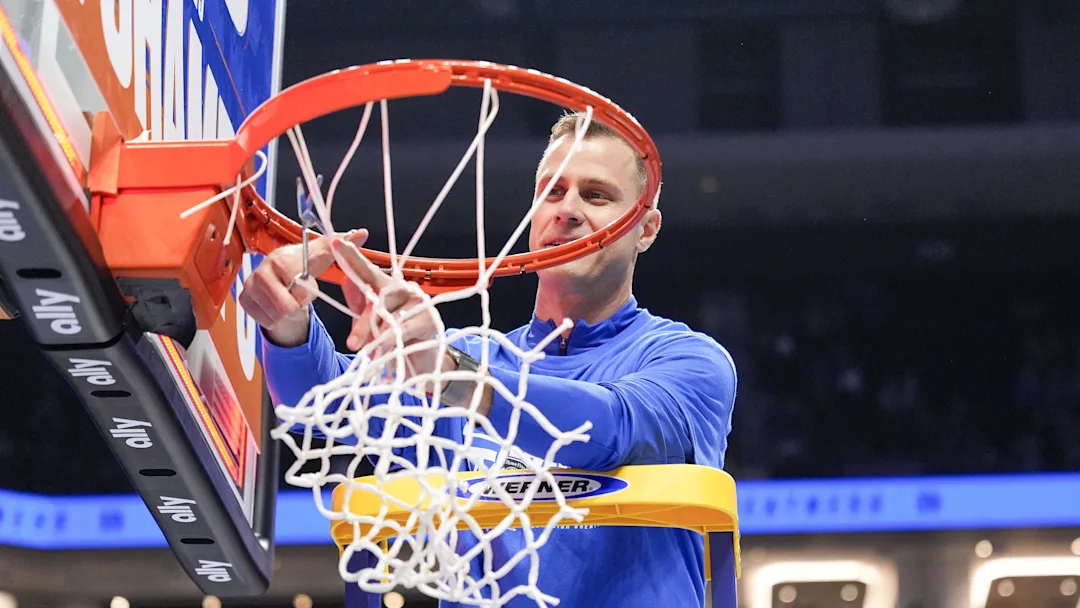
242,113,738,607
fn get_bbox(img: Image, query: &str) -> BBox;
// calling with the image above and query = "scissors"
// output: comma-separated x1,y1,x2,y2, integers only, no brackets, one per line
291,174,324,288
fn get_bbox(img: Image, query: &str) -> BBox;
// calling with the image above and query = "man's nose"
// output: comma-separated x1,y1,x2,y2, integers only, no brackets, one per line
554,190,584,225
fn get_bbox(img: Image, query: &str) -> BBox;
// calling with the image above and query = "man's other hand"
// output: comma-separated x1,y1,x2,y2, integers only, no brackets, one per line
239,229,369,347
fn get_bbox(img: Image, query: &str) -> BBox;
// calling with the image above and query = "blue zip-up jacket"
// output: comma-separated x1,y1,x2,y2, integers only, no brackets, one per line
262,296,737,608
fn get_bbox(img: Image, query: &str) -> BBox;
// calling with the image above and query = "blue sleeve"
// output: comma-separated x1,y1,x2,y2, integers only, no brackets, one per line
484,335,737,471
260,307,459,465
260,307,354,411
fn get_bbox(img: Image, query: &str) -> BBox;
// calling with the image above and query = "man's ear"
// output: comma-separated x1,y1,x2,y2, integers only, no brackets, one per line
636,208,662,254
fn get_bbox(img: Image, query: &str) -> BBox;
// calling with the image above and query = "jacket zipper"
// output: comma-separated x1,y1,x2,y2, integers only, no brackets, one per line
560,336,568,356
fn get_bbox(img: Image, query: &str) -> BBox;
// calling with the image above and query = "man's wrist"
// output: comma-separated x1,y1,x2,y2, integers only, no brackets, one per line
262,309,311,348
440,346,492,415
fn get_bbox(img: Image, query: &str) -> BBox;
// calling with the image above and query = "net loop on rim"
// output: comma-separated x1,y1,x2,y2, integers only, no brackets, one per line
166,59,660,607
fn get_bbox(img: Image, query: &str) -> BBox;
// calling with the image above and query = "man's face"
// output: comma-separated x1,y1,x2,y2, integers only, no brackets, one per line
529,135,659,287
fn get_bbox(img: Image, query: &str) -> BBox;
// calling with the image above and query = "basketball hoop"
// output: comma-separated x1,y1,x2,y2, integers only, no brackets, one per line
84,59,730,608
89,59,662,330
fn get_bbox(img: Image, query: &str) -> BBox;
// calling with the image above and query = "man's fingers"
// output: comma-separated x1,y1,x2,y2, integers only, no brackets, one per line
367,285,417,340
346,303,375,352
341,275,370,328
265,253,317,307
331,237,389,292
250,276,306,321
399,314,439,344
287,275,319,307
372,285,412,330
239,294,274,329
308,229,370,277
382,283,412,312
346,291,426,353
368,305,436,351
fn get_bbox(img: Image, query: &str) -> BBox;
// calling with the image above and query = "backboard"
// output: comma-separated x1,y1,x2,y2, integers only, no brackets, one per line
0,0,286,596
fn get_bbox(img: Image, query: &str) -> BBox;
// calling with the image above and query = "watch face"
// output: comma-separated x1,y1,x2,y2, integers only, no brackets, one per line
452,347,479,371
448,346,465,364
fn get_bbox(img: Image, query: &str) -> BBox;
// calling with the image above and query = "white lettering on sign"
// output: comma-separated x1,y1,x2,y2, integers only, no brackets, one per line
157,496,198,523
109,417,153,449
0,200,26,242
135,0,163,140
67,358,116,386
32,289,82,335
195,560,233,583
101,0,235,142
100,0,133,88
223,0,248,35
459,472,630,503
479,476,598,499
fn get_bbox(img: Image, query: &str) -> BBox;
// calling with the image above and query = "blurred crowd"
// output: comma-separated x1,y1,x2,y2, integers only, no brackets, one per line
1,271,1078,494
0,320,126,494
702,273,1080,480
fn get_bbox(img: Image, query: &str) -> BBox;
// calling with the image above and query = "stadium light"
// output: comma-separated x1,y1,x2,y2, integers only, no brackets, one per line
970,556,1080,608
749,559,898,608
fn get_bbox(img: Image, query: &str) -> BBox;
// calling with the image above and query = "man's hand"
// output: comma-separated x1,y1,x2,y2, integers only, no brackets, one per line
330,237,442,368
330,238,493,414
239,229,369,347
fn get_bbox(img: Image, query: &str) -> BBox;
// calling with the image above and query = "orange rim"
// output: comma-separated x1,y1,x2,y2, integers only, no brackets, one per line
110,59,662,294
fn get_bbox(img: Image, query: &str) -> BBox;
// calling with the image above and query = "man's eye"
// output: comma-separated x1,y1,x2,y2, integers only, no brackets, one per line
547,186,565,197
587,191,609,200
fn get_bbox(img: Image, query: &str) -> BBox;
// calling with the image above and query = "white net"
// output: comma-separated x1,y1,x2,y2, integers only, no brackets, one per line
254,79,602,606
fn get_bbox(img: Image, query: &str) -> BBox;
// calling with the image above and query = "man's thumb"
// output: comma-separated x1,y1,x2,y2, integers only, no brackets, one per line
345,229,370,246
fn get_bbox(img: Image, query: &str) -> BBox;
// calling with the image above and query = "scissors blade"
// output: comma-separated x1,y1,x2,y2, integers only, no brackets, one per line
295,175,325,280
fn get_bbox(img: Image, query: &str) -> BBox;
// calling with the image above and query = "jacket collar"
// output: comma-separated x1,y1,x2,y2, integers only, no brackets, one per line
524,296,643,356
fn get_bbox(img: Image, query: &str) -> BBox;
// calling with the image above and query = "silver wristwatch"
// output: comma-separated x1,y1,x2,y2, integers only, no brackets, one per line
442,345,479,405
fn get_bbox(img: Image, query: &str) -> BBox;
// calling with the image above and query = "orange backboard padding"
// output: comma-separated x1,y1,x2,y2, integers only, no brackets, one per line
93,187,243,330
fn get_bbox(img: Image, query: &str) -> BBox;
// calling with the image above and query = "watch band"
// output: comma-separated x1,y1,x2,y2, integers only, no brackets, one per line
441,345,479,405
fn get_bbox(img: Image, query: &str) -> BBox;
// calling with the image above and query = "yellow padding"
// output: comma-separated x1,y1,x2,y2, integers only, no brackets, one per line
329,464,740,580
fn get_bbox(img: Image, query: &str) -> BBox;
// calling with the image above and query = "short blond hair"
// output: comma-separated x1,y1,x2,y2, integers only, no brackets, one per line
545,111,648,196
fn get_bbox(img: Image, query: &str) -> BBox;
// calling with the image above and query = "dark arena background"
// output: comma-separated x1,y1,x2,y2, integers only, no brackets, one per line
3,1,1080,607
